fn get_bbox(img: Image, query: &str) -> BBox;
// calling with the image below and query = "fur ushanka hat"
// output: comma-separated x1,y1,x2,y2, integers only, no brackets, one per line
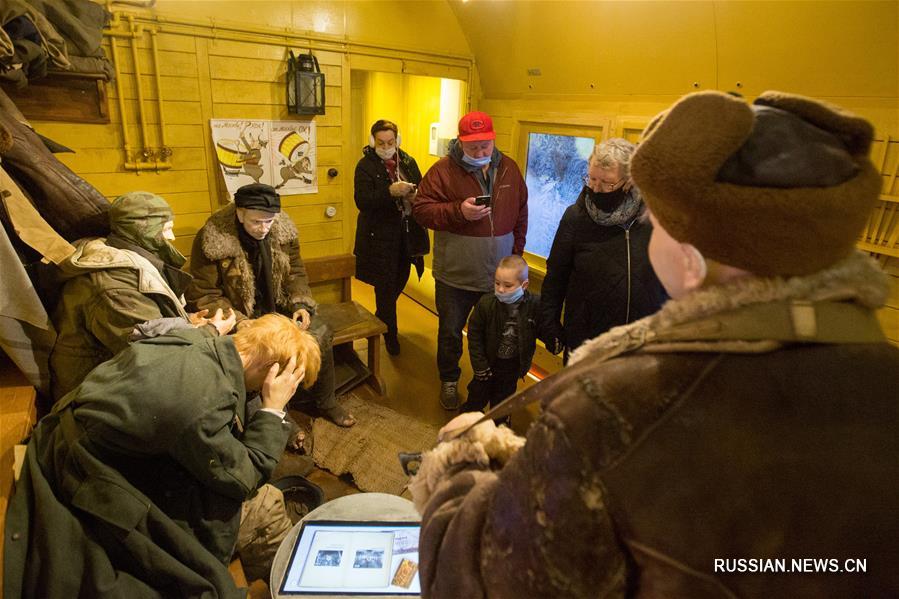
631,91,882,276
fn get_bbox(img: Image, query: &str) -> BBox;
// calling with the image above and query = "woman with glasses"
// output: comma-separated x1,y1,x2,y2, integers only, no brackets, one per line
539,138,667,361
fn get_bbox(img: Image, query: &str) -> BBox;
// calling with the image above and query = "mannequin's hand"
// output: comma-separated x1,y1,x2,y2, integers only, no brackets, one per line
207,308,236,336
438,411,486,442
188,309,209,326
261,356,305,411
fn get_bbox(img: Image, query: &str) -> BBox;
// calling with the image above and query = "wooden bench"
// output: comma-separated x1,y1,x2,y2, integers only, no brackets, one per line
305,254,387,395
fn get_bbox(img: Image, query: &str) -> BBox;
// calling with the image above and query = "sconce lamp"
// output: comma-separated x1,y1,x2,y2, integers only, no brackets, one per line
287,51,326,115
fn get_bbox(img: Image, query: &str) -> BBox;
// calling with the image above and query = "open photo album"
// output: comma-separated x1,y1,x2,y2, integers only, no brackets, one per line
279,521,422,595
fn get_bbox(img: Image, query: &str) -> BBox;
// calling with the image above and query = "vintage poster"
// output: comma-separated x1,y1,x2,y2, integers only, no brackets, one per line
211,119,317,198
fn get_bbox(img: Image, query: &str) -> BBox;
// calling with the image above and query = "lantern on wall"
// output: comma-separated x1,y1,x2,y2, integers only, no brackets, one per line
287,51,326,115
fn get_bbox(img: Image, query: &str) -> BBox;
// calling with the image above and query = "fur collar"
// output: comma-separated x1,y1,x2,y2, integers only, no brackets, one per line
570,251,889,365
199,203,298,260
62,237,138,274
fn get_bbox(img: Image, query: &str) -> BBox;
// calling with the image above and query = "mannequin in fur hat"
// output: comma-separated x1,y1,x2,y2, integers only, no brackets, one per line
409,91,899,599
186,183,356,428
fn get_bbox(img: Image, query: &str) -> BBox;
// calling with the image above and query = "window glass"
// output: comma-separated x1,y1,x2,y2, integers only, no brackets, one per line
524,132,596,258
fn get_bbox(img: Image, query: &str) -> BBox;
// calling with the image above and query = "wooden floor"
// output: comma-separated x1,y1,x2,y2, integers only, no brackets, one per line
294,279,464,501
350,278,472,428
350,277,538,424
295,278,538,502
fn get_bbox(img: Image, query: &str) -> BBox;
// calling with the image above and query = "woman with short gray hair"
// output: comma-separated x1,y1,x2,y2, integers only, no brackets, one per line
539,137,666,361
590,137,635,173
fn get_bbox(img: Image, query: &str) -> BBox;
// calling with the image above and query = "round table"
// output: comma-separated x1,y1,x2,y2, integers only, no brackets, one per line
270,493,421,598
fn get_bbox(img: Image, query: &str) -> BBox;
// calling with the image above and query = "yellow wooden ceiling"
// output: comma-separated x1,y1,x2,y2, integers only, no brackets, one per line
448,0,898,100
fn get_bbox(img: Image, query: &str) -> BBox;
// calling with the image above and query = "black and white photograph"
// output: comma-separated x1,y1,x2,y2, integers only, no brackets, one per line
353,549,385,569
314,550,342,567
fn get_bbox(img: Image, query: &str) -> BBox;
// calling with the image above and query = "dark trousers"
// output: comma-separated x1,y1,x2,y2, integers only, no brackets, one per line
374,256,412,338
289,314,336,412
462,357,520,414
435,280,485,382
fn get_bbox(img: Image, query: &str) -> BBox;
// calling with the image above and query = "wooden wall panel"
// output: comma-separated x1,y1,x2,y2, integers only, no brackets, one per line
112,48,200,78
107,100,204,125
81,169,209,195
210,85,342,114
57,147,206,174
107,73,202,102
155,190,214,215
206,40,342,67
210,102,342,124
30,5,470,267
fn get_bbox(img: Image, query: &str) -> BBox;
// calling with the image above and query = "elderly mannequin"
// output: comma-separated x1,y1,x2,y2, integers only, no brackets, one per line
187,183,356,427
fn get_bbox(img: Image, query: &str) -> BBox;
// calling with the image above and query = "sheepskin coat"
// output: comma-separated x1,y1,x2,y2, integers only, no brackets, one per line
186,203,316,322
50,237,189,399
411,252,899,599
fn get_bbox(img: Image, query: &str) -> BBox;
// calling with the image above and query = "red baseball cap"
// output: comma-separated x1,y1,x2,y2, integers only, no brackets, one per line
458,111,496,142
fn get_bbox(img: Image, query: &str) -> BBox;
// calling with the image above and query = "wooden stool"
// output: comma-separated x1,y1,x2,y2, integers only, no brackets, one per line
317,301,387,395
305,255,388,396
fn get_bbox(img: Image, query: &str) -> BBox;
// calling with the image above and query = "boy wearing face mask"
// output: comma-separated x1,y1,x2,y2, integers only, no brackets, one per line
460,255,540,419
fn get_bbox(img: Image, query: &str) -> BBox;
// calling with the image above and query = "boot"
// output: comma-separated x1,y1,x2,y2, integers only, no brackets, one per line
384,332,400,356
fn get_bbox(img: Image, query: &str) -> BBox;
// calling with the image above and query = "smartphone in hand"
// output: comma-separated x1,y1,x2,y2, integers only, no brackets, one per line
474,195,492,207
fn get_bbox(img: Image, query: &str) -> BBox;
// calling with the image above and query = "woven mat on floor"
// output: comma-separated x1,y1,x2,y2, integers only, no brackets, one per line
312,393,438,496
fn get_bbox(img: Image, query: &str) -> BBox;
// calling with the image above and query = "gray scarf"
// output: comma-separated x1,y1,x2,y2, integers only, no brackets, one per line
583,186,644,227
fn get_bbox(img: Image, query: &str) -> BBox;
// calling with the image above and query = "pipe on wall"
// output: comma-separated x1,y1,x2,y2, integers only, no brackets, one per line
107,36,134,170
104,7,472,173
126,16,149,159
106,18,173,172
128,12,473,68
150,29,172,162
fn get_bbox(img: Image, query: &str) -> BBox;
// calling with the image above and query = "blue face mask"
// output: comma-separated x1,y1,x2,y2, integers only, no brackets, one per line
495,286,524,304
462,153,491,168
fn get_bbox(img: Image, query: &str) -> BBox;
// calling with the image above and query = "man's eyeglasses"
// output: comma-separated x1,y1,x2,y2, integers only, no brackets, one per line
583,176,626,192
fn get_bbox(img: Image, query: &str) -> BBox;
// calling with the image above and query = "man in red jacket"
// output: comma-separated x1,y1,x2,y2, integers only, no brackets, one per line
413,111,528,409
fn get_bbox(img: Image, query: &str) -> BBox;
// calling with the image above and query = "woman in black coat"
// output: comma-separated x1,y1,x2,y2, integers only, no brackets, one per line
353,119,429,355
540,138,667,361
